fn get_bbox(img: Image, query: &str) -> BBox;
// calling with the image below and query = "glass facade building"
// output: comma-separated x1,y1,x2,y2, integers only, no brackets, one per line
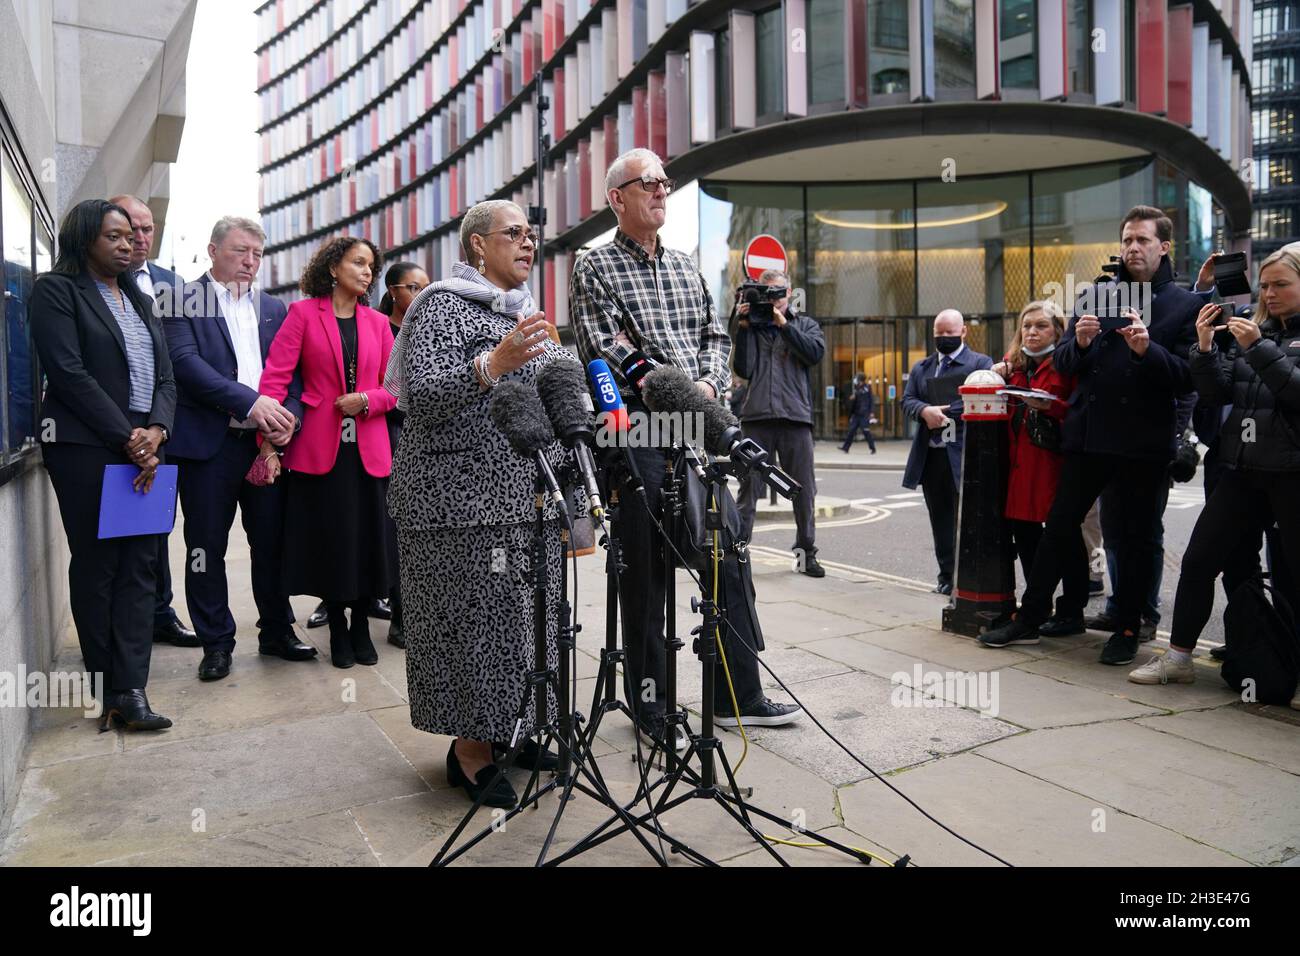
1251,0,1298,260
256,0,1258,436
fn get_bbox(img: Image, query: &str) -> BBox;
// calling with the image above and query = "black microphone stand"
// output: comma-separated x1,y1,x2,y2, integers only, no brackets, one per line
546,444,871,866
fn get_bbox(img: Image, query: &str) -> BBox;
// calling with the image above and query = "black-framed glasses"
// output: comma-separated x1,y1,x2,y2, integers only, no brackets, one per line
615,176,675,195
486,225,540,246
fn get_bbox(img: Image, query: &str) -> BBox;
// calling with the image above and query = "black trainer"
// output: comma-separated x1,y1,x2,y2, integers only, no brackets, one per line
1037,615,1086,637
1209,644,1228,661
715,697,802,727
979,616,1039,647
1137,620,1157,643
1099,630,1139,665
1085,611,1116,631
800,555,826,578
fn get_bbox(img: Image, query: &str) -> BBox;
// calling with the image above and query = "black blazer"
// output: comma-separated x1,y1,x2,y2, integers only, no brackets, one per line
30,271,176,450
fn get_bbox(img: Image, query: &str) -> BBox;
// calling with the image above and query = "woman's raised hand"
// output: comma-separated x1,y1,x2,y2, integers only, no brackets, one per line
488,312,549,378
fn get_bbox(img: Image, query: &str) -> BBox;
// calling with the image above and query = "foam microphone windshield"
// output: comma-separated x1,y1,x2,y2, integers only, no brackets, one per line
489,380,555,457
534,358,595,442
640,365,741,456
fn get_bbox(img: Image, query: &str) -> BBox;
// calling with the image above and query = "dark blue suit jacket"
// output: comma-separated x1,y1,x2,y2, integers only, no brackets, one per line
163,273,301,461
902,346,993,489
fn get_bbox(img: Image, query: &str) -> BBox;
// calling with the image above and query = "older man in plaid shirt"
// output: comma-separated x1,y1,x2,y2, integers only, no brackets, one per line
572,148,802,745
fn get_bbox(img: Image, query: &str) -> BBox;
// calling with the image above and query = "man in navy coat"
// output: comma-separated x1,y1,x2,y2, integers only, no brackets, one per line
110,194,198,647
902,310,993,595
163,216,314,682
981,205,1199,665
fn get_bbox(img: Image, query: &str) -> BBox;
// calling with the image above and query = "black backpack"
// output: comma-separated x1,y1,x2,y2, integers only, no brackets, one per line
1220,577,1300,704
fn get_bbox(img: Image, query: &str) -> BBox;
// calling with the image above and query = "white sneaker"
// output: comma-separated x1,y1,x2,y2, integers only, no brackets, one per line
1128,655,1196,685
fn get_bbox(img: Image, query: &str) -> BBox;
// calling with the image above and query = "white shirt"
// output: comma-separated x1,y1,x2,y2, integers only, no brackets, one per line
209,272,264,425
131,265,154,298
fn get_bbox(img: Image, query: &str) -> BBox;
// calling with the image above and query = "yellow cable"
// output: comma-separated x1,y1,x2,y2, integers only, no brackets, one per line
761,833,899,866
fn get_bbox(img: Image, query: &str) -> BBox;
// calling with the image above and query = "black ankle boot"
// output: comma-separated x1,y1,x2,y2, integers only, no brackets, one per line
350,602,378,665
328,604,354,668
99,689,172,732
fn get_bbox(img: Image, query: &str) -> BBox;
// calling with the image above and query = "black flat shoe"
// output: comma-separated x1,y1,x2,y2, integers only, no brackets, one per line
198,649,232,681
1210,644,1228,661
306,601,329,629
155,618,201,647
492,738,559,772
258,631,318,661
99,689,172,732
350,611,378,665
447,744,517,809
328,607,354,669
387,622,406,649
368,598,392,621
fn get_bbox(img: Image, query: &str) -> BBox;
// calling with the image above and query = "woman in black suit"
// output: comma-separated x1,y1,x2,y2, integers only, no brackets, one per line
31,199,177,731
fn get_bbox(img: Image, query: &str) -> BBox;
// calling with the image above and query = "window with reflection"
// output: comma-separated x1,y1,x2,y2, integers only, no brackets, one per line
1000,0,1037,89
807,183,916,317
756,7,785,117
809,0,847,105
1066,0,1092,93
934,0,976,90
698,182,804,322
3,152,37,455
869,0,911,94
1031,159,1155,308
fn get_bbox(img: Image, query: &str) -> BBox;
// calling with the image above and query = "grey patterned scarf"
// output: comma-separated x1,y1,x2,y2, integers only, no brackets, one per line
383,260,535,411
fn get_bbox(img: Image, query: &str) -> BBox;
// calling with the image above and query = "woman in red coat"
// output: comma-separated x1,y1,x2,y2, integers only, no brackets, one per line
994,300,1090,638
257,237,397,667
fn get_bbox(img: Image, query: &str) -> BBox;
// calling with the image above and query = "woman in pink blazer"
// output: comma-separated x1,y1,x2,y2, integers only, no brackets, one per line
257,236,397,668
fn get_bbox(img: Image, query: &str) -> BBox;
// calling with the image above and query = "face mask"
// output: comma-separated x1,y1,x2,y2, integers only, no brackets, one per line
935,336,962,355
1022,342,1056,358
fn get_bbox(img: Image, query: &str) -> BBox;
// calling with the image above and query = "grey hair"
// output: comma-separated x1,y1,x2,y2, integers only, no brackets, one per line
460,199,523,259
210,216,266,246
605,148,664,194
758,268,789,286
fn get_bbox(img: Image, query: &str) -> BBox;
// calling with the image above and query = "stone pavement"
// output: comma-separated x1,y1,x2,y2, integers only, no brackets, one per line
2,513,1298,868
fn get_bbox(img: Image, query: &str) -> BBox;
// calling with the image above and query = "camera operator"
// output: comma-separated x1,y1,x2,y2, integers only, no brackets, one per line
731,269,827,577
1129,242,1300,695
981,205,1200,665
571,149,802,748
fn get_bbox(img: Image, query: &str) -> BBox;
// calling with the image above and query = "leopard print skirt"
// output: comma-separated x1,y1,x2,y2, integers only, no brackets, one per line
399,521,561,742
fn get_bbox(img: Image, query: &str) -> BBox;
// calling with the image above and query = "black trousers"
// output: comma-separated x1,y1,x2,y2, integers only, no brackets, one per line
841,414,876,452
154,535,176,627
174,429,295,653
1170,468,1300,650
1203,439,1264,598
920,446,957,586
1007,518,1090,619
44,440,158,693
615,445,763,722
1019,453,1168,631
735,418,818,556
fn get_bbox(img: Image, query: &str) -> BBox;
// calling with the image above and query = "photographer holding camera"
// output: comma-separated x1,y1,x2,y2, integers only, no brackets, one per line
731,269,827,577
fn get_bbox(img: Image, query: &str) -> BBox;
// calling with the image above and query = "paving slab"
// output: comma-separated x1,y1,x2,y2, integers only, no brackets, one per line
96,810,379,867
857,624,1037,671
676,645,854,708
0,713,427,866
1017,644,1242,711
836,752,1248,867
975,722,1300,865
742,601,884,647
1135,707,1300,776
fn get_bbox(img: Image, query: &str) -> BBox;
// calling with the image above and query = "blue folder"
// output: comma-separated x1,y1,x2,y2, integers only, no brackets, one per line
97,464,179,539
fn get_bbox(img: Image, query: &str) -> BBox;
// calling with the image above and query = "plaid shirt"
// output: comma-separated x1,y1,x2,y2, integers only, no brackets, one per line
571,229,731,398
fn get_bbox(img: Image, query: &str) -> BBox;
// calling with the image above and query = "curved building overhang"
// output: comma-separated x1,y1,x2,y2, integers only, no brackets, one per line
553,101,1252,252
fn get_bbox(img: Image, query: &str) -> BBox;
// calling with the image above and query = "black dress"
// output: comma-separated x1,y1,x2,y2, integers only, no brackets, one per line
282,316,395,604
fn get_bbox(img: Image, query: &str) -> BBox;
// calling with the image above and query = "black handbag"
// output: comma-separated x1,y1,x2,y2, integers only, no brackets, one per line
1168,430,1201,483
1021,407,1062,453
673,454,745,570
1220,576,1300,704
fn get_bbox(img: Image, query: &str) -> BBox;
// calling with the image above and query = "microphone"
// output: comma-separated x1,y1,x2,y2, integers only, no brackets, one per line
619,349,659,396
640,364,800,500
487,380,571,526
535,358,606,522
587,358,644,495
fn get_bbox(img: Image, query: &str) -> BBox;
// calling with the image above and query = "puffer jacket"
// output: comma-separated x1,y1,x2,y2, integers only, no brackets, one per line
1189,314,1300,472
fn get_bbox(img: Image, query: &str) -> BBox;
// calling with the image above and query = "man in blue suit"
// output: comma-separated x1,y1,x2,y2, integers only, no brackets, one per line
163,216,315,682
902,310,993,595
111,194,198,648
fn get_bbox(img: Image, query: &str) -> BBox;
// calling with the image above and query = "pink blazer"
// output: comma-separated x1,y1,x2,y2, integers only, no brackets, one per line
259,297,397,477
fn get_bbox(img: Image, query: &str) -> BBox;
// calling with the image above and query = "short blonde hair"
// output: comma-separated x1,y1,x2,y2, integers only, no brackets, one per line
1256,242,1300,327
